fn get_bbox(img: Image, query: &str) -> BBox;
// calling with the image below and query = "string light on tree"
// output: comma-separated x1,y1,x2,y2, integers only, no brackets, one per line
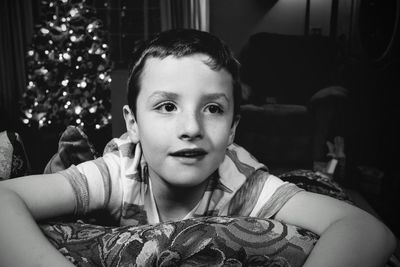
21,0,112,132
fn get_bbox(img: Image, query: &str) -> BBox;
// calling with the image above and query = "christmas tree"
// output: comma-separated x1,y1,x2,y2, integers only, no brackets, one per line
21,0,112,132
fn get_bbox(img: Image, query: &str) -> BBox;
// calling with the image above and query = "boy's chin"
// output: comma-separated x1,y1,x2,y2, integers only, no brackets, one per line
165,176,209,189
149,165,217,190
160,172,212,189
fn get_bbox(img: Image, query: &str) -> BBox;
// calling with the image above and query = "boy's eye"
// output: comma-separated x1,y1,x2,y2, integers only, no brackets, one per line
205,104,223,114
156,102,177,113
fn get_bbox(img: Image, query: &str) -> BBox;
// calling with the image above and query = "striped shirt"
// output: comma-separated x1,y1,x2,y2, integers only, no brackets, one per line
60,133,302,226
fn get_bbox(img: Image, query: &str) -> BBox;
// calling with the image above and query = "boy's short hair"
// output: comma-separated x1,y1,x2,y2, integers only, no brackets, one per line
127,29,242,118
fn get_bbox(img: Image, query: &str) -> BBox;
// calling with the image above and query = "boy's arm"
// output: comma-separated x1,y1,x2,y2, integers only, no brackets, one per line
274,191,396,267
0,174,77,267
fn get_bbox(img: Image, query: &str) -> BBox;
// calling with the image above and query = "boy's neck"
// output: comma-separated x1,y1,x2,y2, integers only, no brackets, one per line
149,173,209,222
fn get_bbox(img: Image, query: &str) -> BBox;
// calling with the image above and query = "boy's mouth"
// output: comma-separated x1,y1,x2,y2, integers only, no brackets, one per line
169,148,207,158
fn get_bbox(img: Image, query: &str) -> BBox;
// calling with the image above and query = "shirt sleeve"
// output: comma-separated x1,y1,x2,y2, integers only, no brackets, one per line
250,174,304,218
58,153,122,216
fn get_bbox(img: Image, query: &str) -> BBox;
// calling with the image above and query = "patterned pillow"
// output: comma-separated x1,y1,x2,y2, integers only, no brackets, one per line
41,216,319,267
0,131,30,180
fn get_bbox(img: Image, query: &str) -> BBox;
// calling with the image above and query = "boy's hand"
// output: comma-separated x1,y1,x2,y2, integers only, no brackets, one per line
326,136,345,159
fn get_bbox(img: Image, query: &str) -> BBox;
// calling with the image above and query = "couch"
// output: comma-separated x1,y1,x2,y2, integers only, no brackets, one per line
235,87,348,177
237,32,350,176
240,32,342,106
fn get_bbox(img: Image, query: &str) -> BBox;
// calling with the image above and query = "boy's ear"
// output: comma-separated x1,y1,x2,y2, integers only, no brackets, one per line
228,115,240,146
123,105,140,143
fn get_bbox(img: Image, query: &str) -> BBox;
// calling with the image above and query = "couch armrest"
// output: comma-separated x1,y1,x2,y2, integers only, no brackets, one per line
236,104,313,171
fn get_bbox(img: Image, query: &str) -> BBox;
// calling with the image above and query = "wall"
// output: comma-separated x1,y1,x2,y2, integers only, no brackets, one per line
309,0,333,36
210,0,333,56
209,0,272,55
252,0,307,35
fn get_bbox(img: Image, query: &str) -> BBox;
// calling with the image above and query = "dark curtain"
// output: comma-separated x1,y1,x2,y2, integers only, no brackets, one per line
160,0,209,31
0,0,34,129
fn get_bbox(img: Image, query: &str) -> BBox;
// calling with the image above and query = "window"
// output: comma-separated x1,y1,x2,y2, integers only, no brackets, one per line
90,0,161,68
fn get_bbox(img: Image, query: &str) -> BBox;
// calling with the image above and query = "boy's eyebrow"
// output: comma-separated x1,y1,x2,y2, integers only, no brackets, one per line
148,91,179,101
202,93,229,103
148,91,229,103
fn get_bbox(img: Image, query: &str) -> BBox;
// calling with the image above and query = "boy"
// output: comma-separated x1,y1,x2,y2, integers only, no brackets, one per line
0,29,396,266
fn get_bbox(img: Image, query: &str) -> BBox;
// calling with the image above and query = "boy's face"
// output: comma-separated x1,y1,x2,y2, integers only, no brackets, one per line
124,54,238,189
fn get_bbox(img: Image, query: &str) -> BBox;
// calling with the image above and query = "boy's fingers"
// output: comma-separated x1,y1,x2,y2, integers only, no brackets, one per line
326,141,334,153
335,136,344,146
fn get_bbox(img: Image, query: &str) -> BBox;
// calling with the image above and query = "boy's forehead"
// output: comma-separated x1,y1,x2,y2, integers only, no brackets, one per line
143,53,212,69
134,55,235,107
140,54,234,91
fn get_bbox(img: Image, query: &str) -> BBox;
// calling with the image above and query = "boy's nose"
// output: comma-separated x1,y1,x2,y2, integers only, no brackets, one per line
178,111,203,141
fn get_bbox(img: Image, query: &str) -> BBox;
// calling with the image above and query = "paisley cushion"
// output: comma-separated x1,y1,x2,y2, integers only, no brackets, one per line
41,216,319,267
